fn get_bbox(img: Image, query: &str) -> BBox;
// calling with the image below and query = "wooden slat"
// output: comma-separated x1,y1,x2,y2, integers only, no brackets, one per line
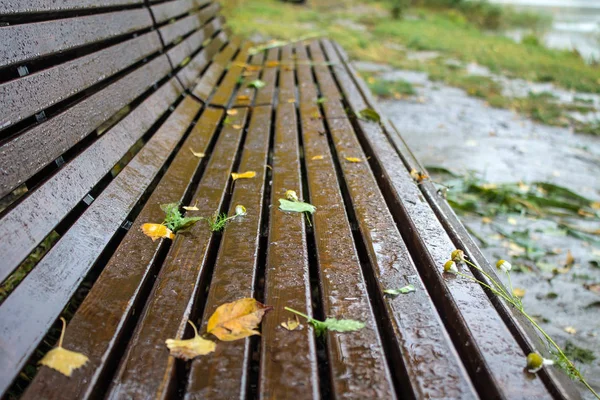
251,48,278,107
0,9,153,69
278,45,295,104
107,109,248,400
320,39,553,399
319,97,476,398
0,54,172,200
150,0,210,24
259,103,320,399
0,0,143,16
210,42,252,107
186,105,272,398
294,42,318,102
296,56,396,397
175,30,228,89
0,88,193,397
157,3,219,46
308,40,340,100
231,51,264,107
0,31,163,131
166,16,223,67
0,76,183,283
23,105,220,400
192,36,242,102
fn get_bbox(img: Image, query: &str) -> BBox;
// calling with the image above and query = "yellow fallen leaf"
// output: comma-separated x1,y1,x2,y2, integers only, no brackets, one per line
232,124,243,129
183,202,199,211
564,326,577,335
265,60,279,67
190,147,205,158
345,157,362,163
231,171,256,181
207,298,273,341
165,321,216,360
565,250,575,267
141,223,174,241
226,109,238,116
287,98,296,103
244,65,261,72
482,217,492,224
281,316,300,331
237,95,250,101
592,202,600,210
39,317,88,377
513,288,526,298
410,169,429,183
311,155,324,160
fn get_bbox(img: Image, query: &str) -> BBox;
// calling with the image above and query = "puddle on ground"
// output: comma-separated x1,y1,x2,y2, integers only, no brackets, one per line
356,60,600,397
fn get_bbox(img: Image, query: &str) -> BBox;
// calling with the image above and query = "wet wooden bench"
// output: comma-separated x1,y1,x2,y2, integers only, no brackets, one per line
0,1,580,399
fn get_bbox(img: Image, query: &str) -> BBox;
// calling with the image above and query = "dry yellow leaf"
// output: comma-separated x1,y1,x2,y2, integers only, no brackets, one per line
39,318,88,377
226,109,238,116
513,288,526,298
265,60,279,67
231,171,256,181
592,202,600,210
311,155,324,160
237,95,250,101
287,98,295,103
410,169,429,183
207,298,273,341
232,124,243,129
141,223,174,241
281,316,300,331
564,326,577,335
244,65,261,72
345,157,362,163
190,147,205,158
565,250,575,267
481,217,492,224
165,321,216,360
183,202,199,211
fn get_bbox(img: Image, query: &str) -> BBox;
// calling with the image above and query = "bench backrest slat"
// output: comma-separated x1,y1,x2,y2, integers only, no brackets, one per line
0,0,143,16
150,0,210,24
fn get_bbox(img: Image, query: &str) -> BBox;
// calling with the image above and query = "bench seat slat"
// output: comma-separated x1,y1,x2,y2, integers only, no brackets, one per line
22,104,220,400
248,48,278,107
0,74,182,283
0,9,153,69
231,52,264,107
277,46,295,104
296,59,396,397
0,54,172,200
0,31,163,132
0,0,143,16
175,30,228,89
209,42,252,107
186,105,272,398
0,89,194,397
258,102,320,399
150,0,210,24
192,36,242,101
320,39,553,399
107,110,248,400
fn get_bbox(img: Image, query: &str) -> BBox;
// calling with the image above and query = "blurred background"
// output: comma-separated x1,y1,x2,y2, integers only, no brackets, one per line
220,0,600,397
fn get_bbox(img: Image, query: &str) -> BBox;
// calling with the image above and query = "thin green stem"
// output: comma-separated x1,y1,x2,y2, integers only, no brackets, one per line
464,259,511,300
455,271,517,306
285,307,312,322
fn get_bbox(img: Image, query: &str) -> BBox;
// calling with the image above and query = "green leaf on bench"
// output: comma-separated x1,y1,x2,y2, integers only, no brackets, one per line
358,108,381,123
278,199,316,214
285,307,364,337
160,203,203,232
384,284,416,296
248,79,266,89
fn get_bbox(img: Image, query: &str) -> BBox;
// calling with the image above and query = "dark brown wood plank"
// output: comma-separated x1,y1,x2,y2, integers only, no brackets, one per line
294,42,318,102
0,54,172,200
320,97,476,398
23,105,220,400
0,93,197,398
0,77,183,284
308,40,340,101
107,109,248,400
252,48,278,107
0,31,163,131
210,41,252,107
192,36,242,102
0,9,153,69
0,0,143,16
150,0,211,24
299,91,396,399
166,16,223,67
186,105,272,398
320,38,553,399
157,3,219,46
259,103,320,399
175,30,228,89
231,52,264,107
278,45,295,104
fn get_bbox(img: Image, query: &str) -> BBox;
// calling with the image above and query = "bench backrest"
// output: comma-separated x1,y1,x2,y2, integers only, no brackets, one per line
0,1,230,395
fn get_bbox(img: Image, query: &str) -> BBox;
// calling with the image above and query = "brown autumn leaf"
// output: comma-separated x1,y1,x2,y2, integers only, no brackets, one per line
165,321,216,360
141,223,175,241
39,318,88,377
207,298,273,341
265,60,280,67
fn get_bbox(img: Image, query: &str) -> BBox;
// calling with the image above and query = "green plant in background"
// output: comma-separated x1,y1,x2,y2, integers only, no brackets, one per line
444,250,599,399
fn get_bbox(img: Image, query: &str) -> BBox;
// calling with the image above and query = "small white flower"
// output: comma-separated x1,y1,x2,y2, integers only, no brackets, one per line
444,260,458,274
285,190,299,202
235,205,247,216
496,259,512,273
526,352,554,373
451,249,465,263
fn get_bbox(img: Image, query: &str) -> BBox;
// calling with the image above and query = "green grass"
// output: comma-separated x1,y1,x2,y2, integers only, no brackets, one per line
359,71,416,98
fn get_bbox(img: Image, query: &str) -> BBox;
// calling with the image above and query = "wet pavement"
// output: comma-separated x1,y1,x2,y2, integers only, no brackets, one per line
355,60,600,398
